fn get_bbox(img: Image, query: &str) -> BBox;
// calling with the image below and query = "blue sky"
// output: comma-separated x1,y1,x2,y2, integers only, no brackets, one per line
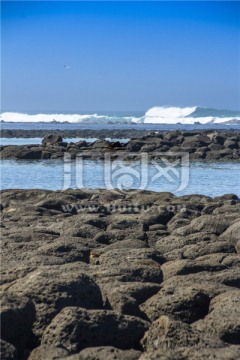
1,1,240,112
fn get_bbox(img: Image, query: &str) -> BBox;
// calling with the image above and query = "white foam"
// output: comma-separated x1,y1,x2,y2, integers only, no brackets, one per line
1,107,239,125
140,106,240,124
146,106,197,118
0,112,138,124
143,116,240,124
0,112,104,123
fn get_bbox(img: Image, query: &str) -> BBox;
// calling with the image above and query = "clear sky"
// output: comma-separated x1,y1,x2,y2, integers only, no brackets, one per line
1,1,240,112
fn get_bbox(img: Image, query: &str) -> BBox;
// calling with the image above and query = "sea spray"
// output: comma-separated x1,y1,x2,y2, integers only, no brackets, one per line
1,106,240,125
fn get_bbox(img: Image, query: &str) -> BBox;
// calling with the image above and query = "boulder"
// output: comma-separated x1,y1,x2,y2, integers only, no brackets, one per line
138,346,240,360
41,307,149,353
220,220,240,246
7,264,103,338
141,315,220,352
0,145,42,160
126,140,145,152
224,139,238,149
28,345,69,360
140,284,210,323
0,340,18,360
76,347,142,360
172,214,236,236
92,140,113,150
0,293,36,352
42,134,63,145
193,290,240,344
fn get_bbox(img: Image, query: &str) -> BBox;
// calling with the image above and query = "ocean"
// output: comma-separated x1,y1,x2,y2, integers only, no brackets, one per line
1,159,240,197
1,106,240,127
1,106,240,196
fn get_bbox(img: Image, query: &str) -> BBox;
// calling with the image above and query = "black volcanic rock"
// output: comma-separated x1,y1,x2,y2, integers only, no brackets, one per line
42,134,62,145
1,130,240,160
0,294,36,353
41,307,149,353
0,340,18,360
1,189,240,359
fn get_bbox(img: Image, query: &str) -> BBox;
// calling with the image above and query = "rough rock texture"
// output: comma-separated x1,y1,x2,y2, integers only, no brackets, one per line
0,340,18,360
1,130,240,160
6,265,103,339
28,346,69,360
193,290,240,344
41,307,149,353
139,346,240,360
1,189,240,359
141,315,223,352
28,346,141,360
0,293,36,354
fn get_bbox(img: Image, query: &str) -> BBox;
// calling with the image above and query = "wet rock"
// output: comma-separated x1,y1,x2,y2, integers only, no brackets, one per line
0,145,42,160
0,130,239,160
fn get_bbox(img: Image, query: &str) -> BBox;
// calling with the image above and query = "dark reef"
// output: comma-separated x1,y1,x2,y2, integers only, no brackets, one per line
1,130,240,161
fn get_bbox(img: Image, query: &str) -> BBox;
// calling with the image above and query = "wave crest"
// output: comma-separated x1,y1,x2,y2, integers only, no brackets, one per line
145,106,197,119
1,106,240,125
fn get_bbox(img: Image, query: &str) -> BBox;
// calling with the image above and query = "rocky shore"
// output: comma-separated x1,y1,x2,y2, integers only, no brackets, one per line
1,130,240,161
1,129,145,139
1,189,240,359
1,128,239,140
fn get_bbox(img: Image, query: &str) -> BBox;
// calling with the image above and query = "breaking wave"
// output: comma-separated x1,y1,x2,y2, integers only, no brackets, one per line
1,106,240,125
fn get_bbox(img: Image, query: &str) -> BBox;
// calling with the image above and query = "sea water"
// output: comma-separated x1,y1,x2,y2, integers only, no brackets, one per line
0,138,130,146
1,159,239,197
1,107,239,196
1,106,240,127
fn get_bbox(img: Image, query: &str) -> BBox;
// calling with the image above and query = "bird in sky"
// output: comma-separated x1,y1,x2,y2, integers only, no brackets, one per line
64,65,71,70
